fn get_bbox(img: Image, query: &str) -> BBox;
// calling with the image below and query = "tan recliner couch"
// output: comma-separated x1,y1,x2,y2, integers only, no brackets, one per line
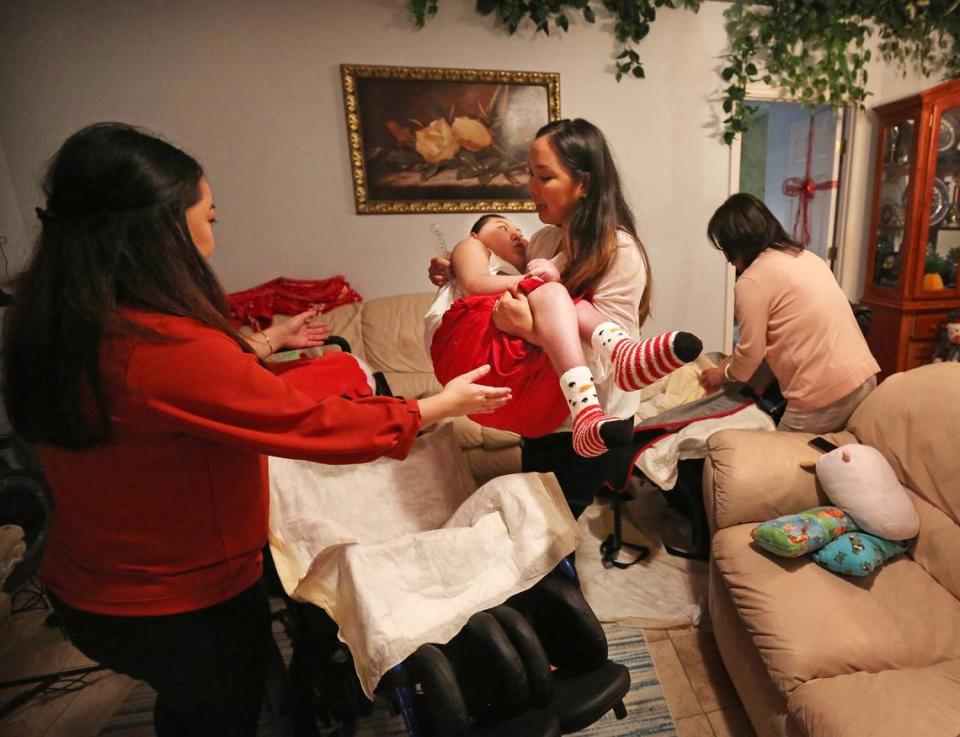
316,292,522,485
702,363,960,737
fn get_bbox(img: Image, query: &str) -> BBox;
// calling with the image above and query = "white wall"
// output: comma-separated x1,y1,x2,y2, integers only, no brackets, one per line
0,0,937,351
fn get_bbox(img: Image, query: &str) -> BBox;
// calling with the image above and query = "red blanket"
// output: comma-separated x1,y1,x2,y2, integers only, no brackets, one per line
227,276,362,330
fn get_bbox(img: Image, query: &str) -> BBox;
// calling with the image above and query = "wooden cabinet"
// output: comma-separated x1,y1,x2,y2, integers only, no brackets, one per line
861,78,960,377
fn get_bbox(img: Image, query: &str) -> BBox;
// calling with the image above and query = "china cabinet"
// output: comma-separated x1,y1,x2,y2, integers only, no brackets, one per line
861,77,960,376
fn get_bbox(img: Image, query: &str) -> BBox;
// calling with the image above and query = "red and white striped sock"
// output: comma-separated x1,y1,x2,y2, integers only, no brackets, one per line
561,366,634,458
592,323,703,391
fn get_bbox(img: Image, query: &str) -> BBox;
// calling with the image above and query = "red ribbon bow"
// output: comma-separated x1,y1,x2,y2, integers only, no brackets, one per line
781,116,838,247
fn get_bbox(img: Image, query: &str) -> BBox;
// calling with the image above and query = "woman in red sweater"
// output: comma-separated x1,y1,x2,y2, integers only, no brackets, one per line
1,122,509,736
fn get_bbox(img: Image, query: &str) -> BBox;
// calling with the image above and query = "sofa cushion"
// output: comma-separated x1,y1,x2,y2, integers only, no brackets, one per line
463,446,523,487
909,489,960,600
317,302,366,361
712,523,960,697
361,293,436,375
848,363,960,527
452,418,519,451
383,371,441,401
786,660,960,737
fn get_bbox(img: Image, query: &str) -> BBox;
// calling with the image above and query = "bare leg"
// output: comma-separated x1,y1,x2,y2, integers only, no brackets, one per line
527,282,588,373
526,283,633,457
575,300,607,342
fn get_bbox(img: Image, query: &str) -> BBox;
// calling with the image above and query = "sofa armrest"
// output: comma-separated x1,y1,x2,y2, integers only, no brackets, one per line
452,417,521,451
703,429,857,533
463,446,523,487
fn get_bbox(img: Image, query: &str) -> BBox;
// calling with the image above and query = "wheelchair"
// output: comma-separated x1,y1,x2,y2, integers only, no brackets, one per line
267,556,631,737
260,336,635,736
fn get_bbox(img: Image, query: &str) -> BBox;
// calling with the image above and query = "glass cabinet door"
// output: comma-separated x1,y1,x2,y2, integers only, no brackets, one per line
919,104,960,294
872,119,915,290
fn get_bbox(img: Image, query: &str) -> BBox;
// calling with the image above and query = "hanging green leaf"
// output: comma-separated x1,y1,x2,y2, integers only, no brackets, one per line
407,1,959,145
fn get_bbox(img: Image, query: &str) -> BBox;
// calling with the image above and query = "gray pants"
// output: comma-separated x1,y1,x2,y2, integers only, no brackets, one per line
778,375,878,434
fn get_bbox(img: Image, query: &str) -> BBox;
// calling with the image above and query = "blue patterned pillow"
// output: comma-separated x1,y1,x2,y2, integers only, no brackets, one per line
811,532,912,577
751,507,857,558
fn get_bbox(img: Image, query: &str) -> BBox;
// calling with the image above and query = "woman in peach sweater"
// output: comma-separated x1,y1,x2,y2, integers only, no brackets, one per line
700,193,879,434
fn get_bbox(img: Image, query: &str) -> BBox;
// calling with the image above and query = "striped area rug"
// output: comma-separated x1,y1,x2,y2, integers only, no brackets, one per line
100,620,676,737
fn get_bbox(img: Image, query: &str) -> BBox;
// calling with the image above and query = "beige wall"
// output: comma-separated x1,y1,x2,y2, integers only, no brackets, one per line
0,1,933,350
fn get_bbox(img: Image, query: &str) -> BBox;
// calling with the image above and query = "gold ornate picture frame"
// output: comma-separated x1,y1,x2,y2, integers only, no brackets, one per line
341,64,561,214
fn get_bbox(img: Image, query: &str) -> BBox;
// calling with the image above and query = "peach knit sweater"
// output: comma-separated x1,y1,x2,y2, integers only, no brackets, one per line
727,248,879,411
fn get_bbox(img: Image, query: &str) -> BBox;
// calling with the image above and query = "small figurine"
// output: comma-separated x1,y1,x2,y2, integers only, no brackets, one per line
933,309,960,363
875,250,898,285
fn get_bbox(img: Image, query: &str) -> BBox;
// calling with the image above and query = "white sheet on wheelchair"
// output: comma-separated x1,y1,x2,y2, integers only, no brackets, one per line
267,424,580,698
630,358,775,490
634,403,775,490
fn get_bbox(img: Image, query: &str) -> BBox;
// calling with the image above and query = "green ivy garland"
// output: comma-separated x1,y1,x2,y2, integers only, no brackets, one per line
408,1,960,144
720,1,960,143
411,1,702,81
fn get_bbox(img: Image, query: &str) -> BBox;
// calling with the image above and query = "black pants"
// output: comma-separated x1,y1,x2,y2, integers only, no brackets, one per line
48,581,274,737
522,433,610,518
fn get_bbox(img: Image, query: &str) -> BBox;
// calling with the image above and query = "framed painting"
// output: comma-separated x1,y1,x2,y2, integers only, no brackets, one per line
340,64,561,214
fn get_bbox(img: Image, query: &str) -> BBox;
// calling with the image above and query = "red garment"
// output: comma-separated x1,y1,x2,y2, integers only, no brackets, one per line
268,352,373,401
37,312,421,616
227,276,362,331
431,282,571,438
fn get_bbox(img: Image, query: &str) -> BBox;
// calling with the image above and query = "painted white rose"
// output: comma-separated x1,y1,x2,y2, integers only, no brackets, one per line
452,116,493,152
415,118,459,164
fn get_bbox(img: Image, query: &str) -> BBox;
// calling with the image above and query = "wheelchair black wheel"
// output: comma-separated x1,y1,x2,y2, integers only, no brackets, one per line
0,435,38,473
0,470,53,594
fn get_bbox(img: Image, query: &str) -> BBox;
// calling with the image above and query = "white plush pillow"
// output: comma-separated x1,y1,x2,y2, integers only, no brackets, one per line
815,444,919,540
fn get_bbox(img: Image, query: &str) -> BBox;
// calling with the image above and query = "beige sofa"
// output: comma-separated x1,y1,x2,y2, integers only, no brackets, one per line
703,363,960,737
309,292,522,485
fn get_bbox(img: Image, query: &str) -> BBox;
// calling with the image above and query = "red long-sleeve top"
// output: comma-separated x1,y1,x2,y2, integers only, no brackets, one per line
37,312,422,616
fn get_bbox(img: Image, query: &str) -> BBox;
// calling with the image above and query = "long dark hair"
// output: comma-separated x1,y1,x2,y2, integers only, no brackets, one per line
2,122,251,449
535,118,652,322
707,192,803,270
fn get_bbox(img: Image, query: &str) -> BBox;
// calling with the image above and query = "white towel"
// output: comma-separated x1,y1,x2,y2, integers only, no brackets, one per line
268,424,580,697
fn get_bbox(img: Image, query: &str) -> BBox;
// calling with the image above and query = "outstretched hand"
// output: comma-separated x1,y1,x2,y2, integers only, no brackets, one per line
418,364,512,427
270,309,332,350
442,364,512,415
429,256,451,287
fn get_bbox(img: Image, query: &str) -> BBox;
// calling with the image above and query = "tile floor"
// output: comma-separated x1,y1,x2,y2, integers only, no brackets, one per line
641,623,756,737
1,593,758,737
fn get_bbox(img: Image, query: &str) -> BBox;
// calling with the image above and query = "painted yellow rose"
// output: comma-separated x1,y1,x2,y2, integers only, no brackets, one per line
415,118,459,164
452,116,493,152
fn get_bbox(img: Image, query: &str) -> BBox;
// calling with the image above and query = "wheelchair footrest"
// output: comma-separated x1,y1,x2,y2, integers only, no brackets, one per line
549,661,631,733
